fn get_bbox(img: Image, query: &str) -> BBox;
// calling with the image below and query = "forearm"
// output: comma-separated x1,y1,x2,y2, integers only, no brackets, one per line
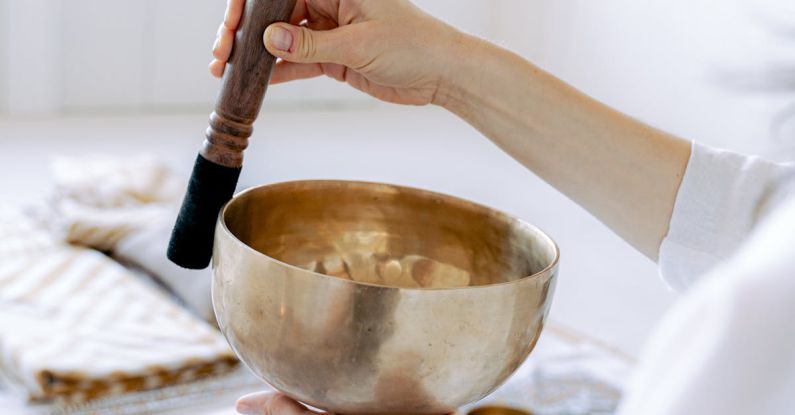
436,35,691,260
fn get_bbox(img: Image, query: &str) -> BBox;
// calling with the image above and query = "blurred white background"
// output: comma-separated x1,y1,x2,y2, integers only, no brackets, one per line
1,0,793,355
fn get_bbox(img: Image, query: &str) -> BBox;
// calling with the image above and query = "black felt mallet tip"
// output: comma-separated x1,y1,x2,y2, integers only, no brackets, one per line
168,154,241,269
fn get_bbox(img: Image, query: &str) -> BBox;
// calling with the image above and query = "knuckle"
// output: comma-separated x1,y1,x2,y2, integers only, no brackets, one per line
298,28,317,60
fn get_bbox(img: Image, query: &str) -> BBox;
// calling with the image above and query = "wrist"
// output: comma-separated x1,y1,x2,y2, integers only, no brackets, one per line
432,31,489,116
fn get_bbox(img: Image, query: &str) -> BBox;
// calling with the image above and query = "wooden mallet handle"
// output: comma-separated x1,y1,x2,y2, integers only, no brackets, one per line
204,0,296,168
168,0,296,269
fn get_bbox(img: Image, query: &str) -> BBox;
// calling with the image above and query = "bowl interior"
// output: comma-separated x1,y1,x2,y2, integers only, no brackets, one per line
223,181,557,288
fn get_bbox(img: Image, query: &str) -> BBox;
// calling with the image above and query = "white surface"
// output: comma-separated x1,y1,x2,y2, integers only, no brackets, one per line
0,0,495,114
0,0,7,113
5,0,61,114
62,0,149,110
0,105,675,356
2,1,792,159
0,324,634,414
2,0,793,154
511,0,795,161
0,383,260,415
149,0,227,107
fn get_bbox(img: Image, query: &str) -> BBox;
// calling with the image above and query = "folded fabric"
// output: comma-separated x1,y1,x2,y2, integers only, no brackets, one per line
40,155,214,321
115,224,215,322
0,209,237,403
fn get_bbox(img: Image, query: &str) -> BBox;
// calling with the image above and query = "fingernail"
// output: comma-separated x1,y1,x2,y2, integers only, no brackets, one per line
266,26,293,52
236,401,256,415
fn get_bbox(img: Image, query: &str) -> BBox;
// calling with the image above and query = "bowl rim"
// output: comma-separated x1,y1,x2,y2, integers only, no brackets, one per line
216,179,560,291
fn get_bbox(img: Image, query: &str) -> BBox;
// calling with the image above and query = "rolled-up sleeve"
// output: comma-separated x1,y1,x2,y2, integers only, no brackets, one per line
658,142,795,292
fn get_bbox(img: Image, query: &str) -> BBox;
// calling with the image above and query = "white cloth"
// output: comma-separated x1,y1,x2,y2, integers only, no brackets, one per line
43,156,214,321
0,210,236,403
619,142,795,414
115,225,214,322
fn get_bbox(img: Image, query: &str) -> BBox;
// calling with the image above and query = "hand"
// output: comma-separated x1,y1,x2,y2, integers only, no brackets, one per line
210,0,466,106
235,392,322,415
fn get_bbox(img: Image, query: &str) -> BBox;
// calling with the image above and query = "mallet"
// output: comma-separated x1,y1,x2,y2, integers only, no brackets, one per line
168,0,296,269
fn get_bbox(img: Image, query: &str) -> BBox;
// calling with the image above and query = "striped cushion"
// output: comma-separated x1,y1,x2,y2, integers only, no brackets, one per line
0,209,237,403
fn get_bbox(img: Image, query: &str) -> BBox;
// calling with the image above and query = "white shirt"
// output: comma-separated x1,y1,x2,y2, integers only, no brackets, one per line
618,143,795,414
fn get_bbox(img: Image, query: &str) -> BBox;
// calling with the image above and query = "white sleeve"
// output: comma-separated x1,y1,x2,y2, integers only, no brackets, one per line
658,142,795,292
618,195,795,415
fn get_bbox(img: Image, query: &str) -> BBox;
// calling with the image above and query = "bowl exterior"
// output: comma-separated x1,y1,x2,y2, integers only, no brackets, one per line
212,182,558,414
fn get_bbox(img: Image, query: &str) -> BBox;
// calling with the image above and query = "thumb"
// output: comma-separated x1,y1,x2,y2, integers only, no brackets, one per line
264,23,354,65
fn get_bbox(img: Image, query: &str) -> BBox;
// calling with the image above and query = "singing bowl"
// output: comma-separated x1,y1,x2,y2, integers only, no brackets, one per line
212,180,559,414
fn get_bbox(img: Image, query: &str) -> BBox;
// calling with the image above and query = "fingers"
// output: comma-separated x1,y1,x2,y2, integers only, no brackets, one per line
213,0,318,79
213,22,235,62
209,59,226,78
270,61,325,84
209,25,233,78
236,392,318,415
211,0,241,79
211,0,244,78
264,23,358,66
224,0,245,31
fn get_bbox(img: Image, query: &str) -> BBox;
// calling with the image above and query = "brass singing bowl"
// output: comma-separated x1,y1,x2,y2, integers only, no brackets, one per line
212,180,559,414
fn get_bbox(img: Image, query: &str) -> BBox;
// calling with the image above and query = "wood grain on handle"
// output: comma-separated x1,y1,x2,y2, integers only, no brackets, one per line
202,0,296,168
